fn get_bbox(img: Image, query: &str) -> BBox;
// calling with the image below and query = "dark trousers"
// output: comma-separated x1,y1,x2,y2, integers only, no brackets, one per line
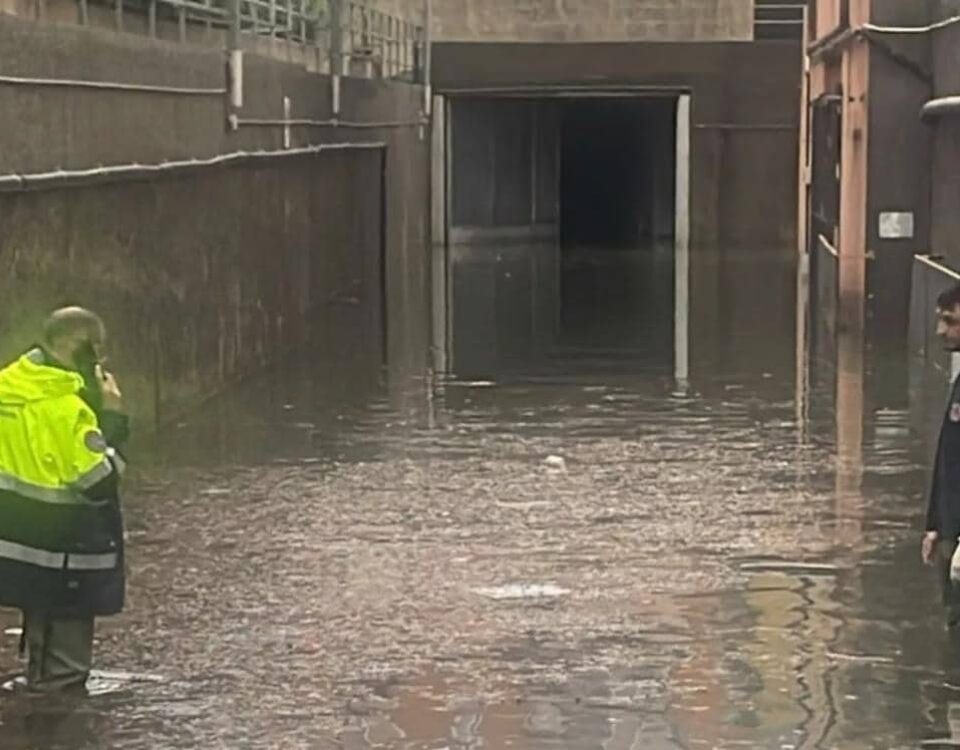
22,611,94,692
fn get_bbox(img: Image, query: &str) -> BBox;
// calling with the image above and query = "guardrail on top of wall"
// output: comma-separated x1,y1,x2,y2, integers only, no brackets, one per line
41,0,425,82
754,1,804,41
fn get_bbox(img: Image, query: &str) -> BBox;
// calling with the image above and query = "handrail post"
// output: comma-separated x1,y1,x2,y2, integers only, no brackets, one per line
423,0,432,114
329,0,344,75
227,0,244,126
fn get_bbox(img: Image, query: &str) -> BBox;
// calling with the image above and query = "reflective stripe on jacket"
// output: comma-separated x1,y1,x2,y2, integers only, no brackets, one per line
0,349,125,616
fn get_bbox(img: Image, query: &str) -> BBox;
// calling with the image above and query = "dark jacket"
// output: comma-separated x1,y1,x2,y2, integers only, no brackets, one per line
927,373,960,539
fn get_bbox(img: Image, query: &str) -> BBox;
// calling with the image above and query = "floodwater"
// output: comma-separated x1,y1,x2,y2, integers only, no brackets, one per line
0,248,957,749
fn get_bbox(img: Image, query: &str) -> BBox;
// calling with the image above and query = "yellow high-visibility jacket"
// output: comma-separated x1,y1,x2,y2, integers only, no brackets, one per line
0,349,125,616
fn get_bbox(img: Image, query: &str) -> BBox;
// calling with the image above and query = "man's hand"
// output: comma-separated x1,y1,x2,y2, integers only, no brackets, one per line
96,364,123,412
923,531,940,566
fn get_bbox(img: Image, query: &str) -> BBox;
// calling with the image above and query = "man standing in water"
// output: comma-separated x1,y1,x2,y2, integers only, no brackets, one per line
924,284,960,634
0,307,128,692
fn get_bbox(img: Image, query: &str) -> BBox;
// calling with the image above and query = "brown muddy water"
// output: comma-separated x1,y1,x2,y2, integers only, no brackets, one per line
0,251,956,749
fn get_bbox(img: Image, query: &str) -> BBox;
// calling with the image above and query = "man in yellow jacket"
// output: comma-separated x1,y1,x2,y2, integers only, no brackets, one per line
0,307,128,692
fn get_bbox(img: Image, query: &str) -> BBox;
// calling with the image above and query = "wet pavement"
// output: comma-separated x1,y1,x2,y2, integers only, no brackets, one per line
1,249,958,749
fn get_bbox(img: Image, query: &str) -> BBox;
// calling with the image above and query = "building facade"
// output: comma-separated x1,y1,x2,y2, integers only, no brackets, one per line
801,0,960,350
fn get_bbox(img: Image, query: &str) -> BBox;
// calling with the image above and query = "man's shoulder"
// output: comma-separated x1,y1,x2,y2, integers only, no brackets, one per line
31,391,96,424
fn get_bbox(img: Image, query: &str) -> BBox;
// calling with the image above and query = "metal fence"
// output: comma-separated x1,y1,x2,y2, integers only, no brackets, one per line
70,0,424,81
754,1,804,41
342,2,422,78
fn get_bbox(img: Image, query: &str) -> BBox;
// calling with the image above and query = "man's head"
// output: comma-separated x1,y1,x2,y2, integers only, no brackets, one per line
42,306,107,371
937,284,960,352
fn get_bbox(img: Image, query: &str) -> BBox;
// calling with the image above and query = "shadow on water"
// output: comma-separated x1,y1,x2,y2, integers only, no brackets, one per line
3,245,960,748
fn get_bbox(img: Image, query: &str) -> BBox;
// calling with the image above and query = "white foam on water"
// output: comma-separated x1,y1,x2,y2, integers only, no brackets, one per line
2,670,164,697
89,670,165,683
473,584,570,601
1,676,26,693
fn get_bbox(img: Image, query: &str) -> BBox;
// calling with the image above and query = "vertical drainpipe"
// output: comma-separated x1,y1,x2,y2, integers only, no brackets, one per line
837,36,870,341
330,0,343,118
674,94,691,389
227,0,244,130
835,0,871,511
795,3,812,437
837,0,872,340
379,147,389,366
423,0,432,118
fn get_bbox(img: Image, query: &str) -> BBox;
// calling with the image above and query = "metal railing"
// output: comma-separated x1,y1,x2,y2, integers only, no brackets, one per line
342,2,423,79
754,1,805,41
69,0,424,81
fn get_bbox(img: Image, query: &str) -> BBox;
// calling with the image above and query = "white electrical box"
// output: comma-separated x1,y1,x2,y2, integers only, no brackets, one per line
878,211,915,239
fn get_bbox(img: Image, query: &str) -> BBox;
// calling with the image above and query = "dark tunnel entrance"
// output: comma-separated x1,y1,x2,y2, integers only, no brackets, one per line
560,98,677,250
442,93,685,375
558,97,678,352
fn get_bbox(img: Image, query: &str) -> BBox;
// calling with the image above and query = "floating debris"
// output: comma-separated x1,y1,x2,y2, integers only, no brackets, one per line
473,584,570,601
826,651,895,665
200,488,231,497
739,561,842,576
543,455,567,473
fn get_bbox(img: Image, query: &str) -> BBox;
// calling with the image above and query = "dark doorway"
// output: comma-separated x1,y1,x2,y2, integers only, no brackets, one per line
560,98,676,250
558,97,677,352
443,93,682,373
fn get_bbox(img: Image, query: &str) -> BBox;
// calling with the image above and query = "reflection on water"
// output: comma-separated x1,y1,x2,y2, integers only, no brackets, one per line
0,247,958,749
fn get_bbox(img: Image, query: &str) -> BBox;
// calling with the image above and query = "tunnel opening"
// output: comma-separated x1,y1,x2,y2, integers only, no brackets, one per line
560,98,677,250
558,97,678,352
442,93,684,374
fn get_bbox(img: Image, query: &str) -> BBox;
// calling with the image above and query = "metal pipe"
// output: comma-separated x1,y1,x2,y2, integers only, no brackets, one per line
329,0,343,75
0,73,226,96
423,0,432,114
235,116,423,129
810,15,960,60
917,253,960,281
674,94,691,388
227,0,244,109
694,123,796,131
148,0,157,38
922,96,960,121
436,84,691,97
862,16,960,34
0,142,385,193
807,26,855,59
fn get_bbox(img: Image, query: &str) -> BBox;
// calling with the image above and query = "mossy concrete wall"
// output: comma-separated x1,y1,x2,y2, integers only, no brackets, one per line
0,15,430,428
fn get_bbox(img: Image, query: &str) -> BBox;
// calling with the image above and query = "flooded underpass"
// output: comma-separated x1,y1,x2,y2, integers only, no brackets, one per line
2,250,958,750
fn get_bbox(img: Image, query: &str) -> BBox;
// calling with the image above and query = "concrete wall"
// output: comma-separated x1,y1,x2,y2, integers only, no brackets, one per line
424,0,753,42
0,15,430,427
433,41,801,251
866,36,933,341
448,98,560,241
931,20,960,267
870,0,933,26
